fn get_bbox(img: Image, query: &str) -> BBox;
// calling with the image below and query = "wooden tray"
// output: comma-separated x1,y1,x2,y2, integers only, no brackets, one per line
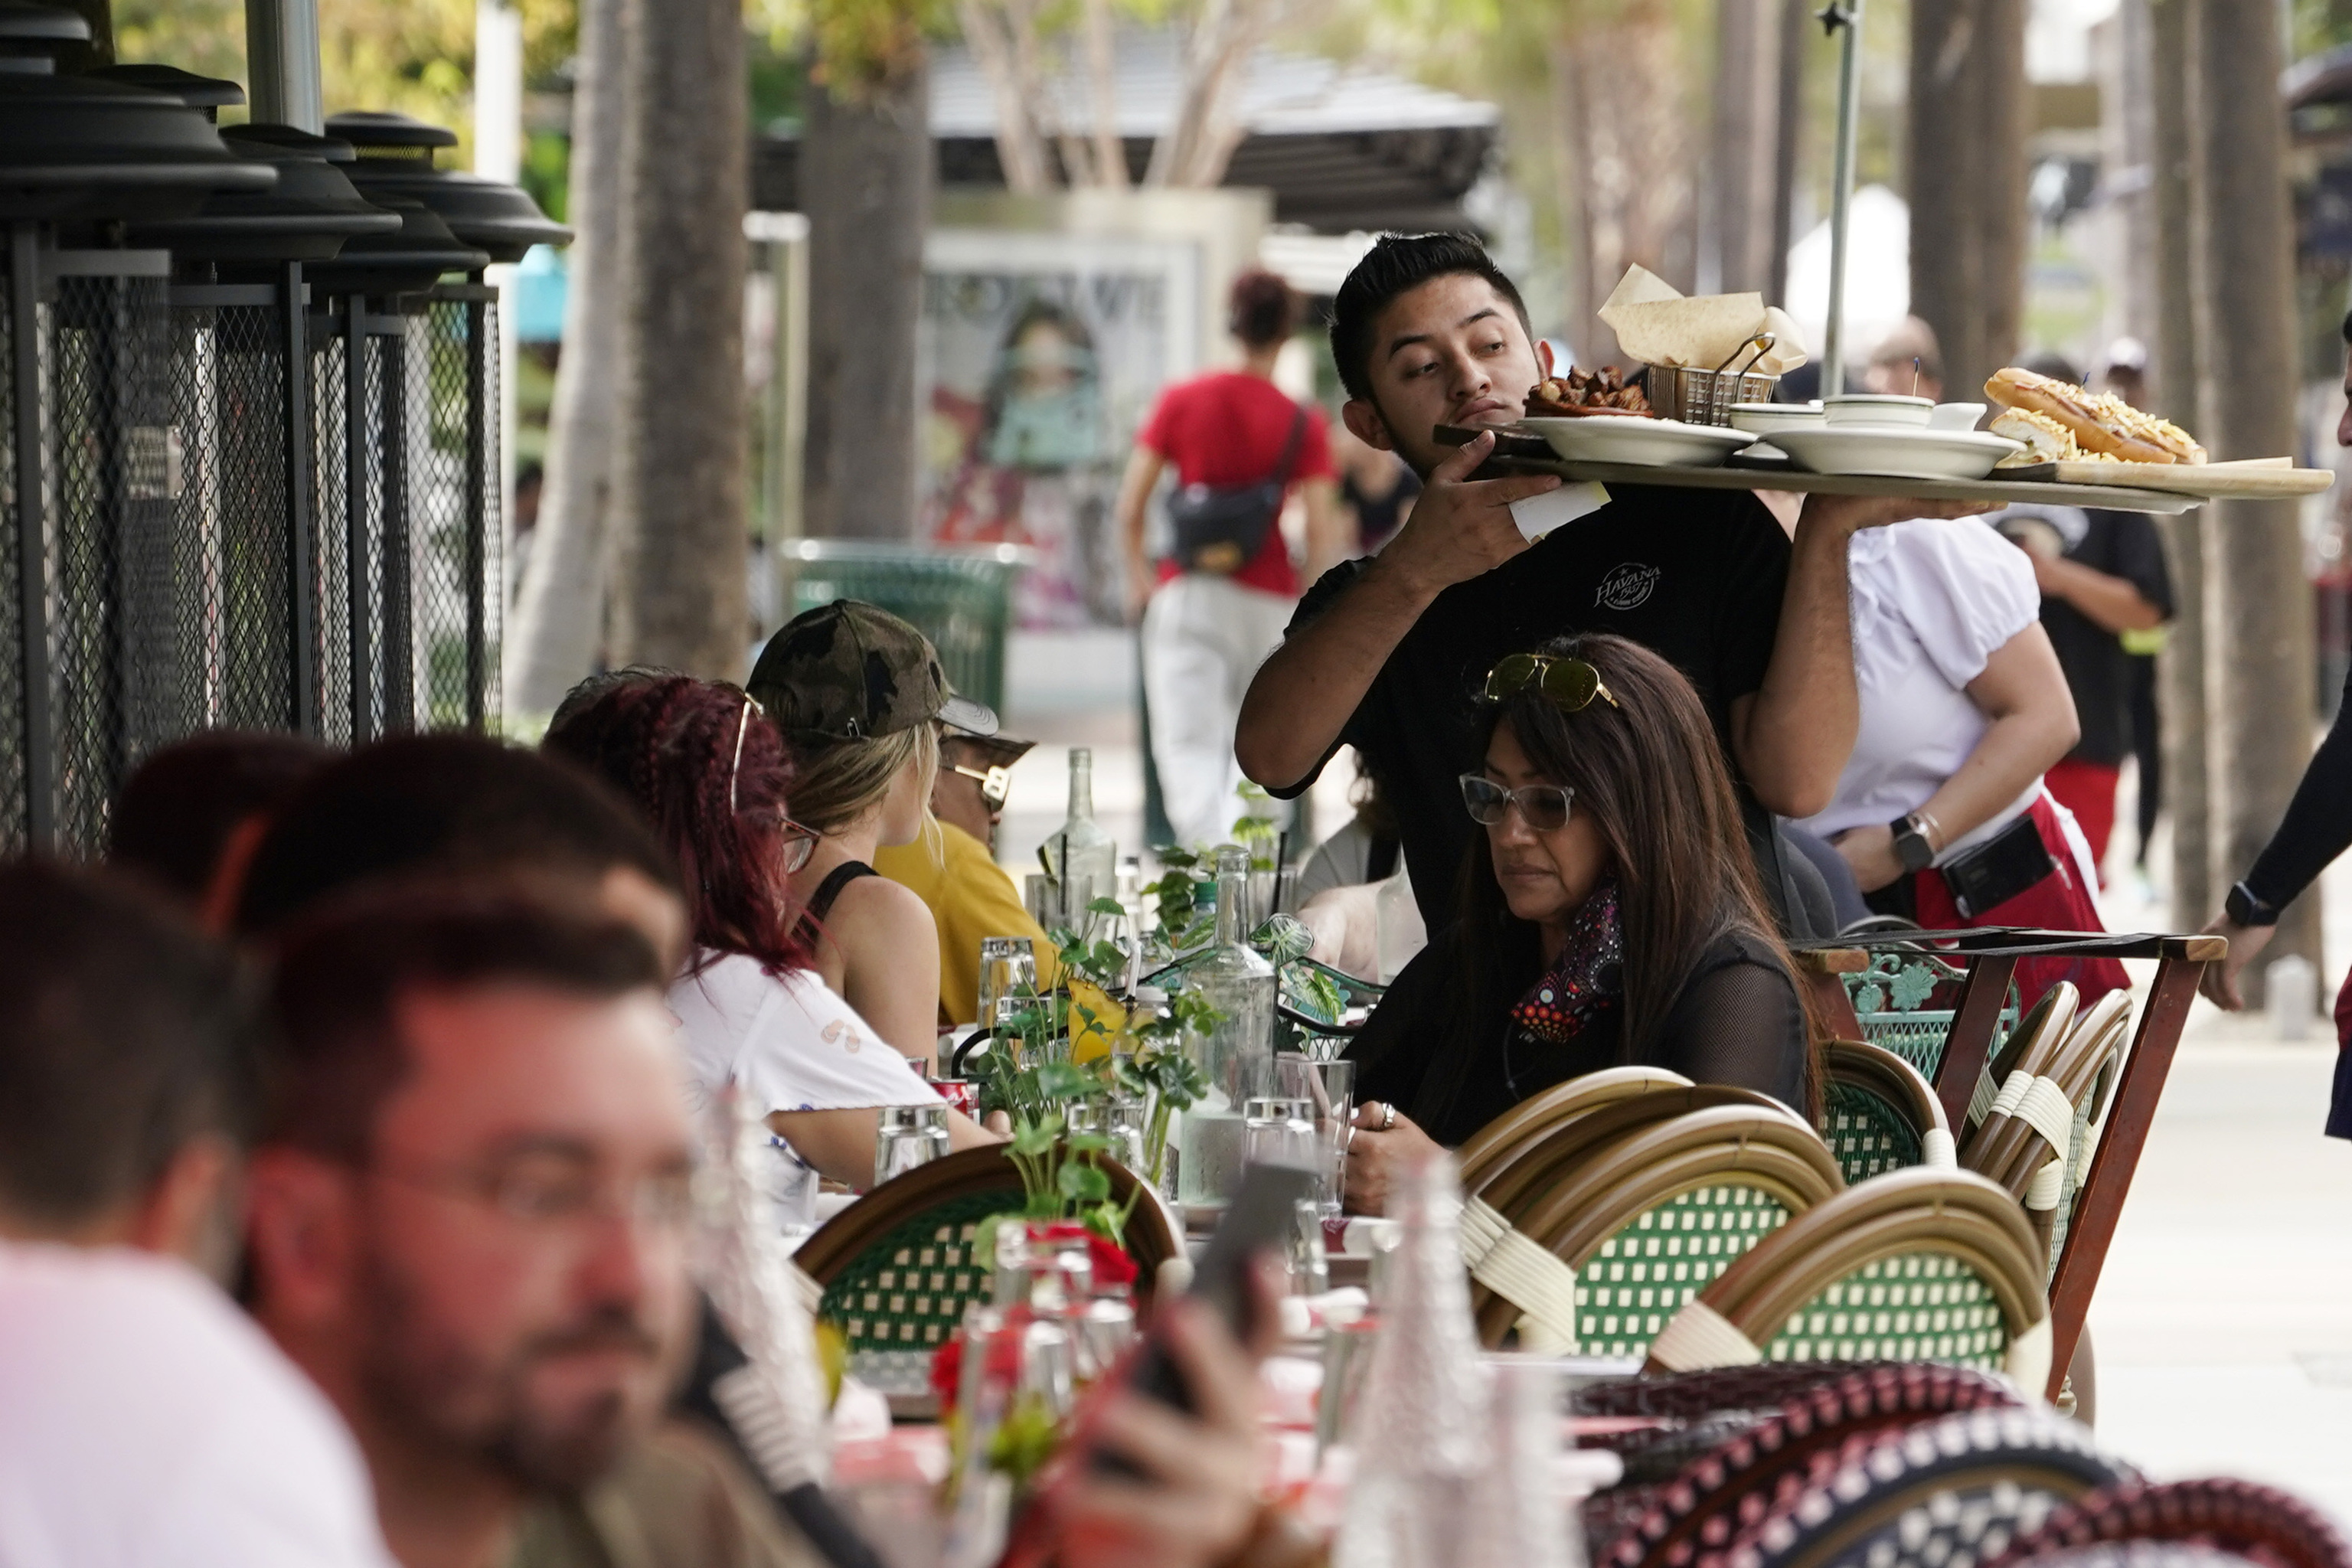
1999,456,2334,499
1436,426,2292,514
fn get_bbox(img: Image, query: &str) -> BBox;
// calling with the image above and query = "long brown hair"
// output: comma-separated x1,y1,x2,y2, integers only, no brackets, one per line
1439,632,1816,1107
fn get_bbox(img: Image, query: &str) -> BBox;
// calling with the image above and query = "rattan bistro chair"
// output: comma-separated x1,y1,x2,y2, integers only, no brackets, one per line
1728,1406,2128,1568
793,1146,1178,1393
1646,1168,2052,1391
1475,1083,1811,1227
1985,1481,2352,1568
1456,1065,1695,1197
1596,1363,2029,1568
1820,1040,1955,1184
1469,1106,1844,1354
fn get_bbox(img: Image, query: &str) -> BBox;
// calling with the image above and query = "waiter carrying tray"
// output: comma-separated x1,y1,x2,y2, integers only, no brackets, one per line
1237,234,1982,936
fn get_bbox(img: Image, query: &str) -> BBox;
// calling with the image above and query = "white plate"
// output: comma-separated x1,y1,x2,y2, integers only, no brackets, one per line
1772,426,2025,482
1517,416,1756,469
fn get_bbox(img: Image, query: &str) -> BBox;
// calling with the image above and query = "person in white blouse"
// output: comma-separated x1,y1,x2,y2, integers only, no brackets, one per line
1798,513,2128,1007
544,671,998,1204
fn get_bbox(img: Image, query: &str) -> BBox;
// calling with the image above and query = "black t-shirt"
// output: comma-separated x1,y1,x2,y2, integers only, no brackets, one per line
2040,508,2173,766
1344,920,1807,1147
1269,485,1790,929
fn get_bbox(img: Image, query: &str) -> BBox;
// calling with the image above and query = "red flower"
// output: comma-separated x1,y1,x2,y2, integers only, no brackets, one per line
930,1332,964,1411
1086,1232,1138,1292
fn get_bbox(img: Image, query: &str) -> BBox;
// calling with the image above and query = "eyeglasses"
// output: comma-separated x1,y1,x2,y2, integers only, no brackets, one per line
778,817,819,874
1481,653,1619,712
371,1156,701,1235
1459,773,1576,832
951,762,1012,812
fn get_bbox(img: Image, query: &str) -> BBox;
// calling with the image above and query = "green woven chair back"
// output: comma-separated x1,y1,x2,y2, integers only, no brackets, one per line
1759,1250,2011,1371
1573,1183,1799,1360
1821,1080,1926,1184
1841,952,2020,1080
818,1187,1027,1357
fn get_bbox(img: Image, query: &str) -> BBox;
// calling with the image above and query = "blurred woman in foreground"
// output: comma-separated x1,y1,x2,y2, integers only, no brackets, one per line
1341,634,1812,1214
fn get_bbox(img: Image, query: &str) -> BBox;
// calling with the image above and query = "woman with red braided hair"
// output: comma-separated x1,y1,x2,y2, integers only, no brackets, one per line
546,671,995,1217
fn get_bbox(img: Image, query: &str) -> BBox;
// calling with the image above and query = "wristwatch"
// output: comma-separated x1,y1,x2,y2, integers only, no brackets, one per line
2225,880,2281,928
1890,813,1937,875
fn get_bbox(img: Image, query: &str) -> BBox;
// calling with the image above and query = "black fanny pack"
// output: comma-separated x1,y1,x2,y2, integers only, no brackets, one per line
1939,810,2056,918
1166,406,1307,575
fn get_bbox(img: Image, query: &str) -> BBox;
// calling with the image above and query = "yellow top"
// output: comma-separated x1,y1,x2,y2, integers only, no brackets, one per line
872,822,1060,1026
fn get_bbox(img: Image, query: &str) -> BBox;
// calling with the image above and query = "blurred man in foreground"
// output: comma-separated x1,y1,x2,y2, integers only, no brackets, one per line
0,861,394,1568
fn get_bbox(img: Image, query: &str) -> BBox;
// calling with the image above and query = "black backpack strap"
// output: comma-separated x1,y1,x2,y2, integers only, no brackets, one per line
1273,403,1309,485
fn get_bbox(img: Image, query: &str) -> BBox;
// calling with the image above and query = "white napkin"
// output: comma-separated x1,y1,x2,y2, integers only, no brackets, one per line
1512,482,1612,541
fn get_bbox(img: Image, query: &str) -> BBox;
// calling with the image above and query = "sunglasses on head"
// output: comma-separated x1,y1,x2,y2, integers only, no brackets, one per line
1459,774,1576,832
1481,653,1619,712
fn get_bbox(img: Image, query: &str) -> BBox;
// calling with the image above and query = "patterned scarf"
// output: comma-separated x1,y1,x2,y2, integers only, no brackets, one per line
1509,879,1625,1044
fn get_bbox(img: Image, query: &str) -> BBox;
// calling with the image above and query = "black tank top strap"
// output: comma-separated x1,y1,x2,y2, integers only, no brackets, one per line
804,859,879,927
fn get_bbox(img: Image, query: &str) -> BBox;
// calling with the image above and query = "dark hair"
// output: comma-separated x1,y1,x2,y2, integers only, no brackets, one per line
109,730,331,902
1228,269,1296,349
234,734,681,936
266,887,665,1161
1440,634,1814,1102
542,674,813,975
0,861,266,1227
1328,232,1533,403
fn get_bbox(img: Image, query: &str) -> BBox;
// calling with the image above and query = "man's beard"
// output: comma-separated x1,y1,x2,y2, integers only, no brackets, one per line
355,1248,669,1495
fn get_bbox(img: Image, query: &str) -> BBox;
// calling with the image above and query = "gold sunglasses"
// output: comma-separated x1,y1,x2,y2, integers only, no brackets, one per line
1481,653,1619,712
951,762,1012,812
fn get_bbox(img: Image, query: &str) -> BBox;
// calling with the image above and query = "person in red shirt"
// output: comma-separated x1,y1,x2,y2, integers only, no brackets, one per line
1116,270,1350,848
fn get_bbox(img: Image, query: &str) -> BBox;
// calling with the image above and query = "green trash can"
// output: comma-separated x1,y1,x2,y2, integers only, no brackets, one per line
775,540,1035,714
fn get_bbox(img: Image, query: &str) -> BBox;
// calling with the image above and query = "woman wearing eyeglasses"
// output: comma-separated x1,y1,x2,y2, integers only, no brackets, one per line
544,672,995,1201
1340,634,1813,1216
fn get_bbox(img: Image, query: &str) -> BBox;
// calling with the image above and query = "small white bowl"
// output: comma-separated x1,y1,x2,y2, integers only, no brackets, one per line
1824,394,1935,428
1727,403,1827,436
1929,401,1988,431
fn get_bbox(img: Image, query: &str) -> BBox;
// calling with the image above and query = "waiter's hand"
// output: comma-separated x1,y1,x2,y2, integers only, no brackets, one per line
1831,823,1906,893
1344,1102,1442,1217
2197,916,2273,1011
1367,430,1558,599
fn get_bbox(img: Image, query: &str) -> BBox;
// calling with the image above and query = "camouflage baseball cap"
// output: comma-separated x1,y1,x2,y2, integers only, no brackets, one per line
747,599,998,742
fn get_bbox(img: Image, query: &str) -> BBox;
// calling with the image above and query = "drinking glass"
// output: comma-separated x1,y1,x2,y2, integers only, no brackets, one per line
1243,1096,1318,1171
873,1103,950,1187
1102,1097,1148,1178
1276,1054,1355,1217
975,937,1037,1034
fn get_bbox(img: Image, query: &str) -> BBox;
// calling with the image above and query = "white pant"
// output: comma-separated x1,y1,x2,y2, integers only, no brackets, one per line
1142,573,1295,849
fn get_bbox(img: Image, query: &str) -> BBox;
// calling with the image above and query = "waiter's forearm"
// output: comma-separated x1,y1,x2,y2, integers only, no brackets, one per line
1236,558,1435,789
1734,508,1860,818
2042,557,2164,634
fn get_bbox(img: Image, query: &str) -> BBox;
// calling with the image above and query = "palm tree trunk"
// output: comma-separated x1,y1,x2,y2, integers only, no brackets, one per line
1907,0,2028,397
2197,0,2319,998
503,0,625,718
802,51,933,539
606,0,750,674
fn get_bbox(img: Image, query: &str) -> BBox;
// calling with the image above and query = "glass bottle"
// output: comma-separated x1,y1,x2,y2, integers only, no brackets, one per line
1041,746,1117,928
1177,847,1276,1212
1468,1359,1578,1568
1334,1148,1493,1568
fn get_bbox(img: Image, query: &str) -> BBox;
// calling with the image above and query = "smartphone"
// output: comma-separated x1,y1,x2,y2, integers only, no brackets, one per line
1119,1163,1316,1416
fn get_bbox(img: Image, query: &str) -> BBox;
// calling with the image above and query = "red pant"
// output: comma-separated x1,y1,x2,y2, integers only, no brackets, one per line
1912,794,2132,1011
2043,758,2122,887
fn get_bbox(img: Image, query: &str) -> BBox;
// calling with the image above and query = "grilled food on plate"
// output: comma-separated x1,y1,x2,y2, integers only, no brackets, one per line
1984,366,2205,466
1526,365,1655,418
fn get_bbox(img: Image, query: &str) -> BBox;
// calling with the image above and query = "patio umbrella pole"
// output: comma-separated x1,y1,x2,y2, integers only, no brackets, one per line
243,0,322,132
1820,0,1864,397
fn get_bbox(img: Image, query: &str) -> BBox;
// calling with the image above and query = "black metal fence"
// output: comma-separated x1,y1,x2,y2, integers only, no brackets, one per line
2,229,503,858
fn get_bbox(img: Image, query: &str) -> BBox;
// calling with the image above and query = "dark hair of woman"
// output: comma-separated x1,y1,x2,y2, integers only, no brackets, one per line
543,673,812,978
1228,269,1297,349
1382,632,1818,1138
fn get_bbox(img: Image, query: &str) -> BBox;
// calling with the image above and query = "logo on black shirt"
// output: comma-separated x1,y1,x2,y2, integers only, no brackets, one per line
1596,562,1661,610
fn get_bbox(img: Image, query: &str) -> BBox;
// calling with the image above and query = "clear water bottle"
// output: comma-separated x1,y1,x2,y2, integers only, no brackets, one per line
1041,746,1117,927
1468,1359,1578,1568
1334,1148,1493,1568
1178,847,1276,1212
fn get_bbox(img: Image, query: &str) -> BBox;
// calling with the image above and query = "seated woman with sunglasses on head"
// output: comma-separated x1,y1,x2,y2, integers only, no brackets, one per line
545,673,996,1201
1341,634,1814,1215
